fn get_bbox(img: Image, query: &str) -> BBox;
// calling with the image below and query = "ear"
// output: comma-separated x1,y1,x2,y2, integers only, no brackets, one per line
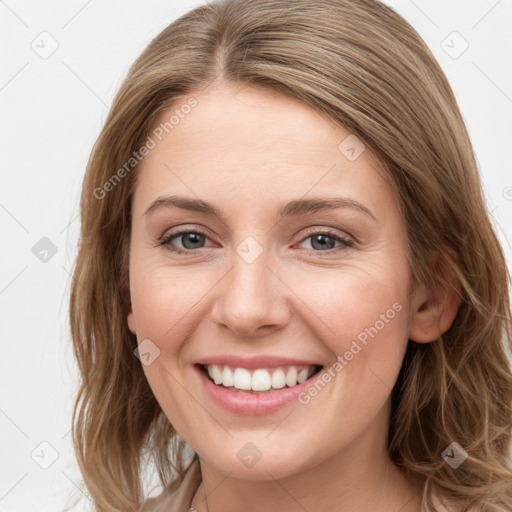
127,305,137,335
408,250,462,343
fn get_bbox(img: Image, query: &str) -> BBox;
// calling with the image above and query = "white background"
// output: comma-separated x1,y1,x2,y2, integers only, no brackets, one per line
1,1,511,510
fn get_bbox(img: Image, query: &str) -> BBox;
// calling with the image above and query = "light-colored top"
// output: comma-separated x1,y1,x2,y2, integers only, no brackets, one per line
143,458,201,512
142,458,459,512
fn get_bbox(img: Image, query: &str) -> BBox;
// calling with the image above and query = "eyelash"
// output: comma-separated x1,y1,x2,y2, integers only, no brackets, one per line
158,227,354,255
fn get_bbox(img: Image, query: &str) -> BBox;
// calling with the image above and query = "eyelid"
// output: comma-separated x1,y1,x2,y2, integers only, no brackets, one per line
158,225,214,247
295,226,355,253
298,225,354,243
158,224,356,255
158,223,354,242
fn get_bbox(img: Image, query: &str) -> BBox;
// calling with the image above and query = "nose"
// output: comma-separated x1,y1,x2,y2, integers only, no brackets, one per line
210,243,291,338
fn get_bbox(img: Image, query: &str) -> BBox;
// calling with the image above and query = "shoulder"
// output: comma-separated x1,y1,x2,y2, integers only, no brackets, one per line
142,458,201,512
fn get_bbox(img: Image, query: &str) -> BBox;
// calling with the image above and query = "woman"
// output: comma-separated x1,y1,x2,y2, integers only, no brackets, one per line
69,0,512,511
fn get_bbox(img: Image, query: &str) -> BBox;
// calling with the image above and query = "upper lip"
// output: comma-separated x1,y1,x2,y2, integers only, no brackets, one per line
195,355,324,369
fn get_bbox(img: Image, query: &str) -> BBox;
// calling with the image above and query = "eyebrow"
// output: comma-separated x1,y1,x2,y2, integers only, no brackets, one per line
144,195,377,222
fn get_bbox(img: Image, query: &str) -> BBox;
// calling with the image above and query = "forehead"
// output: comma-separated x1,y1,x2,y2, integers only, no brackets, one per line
154,84,343,158
133,84,393,219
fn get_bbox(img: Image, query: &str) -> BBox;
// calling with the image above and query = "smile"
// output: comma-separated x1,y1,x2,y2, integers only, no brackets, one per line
201,364,322,392
194,359,325,415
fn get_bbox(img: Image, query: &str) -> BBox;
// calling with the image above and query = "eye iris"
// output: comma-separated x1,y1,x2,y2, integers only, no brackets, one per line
311,234,335,251
182,232,205,249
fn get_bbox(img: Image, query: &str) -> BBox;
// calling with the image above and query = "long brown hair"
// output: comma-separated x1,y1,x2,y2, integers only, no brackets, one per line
69,0,512,510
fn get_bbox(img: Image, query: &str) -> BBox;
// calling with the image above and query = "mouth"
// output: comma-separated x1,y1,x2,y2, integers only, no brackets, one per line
195,363,324,394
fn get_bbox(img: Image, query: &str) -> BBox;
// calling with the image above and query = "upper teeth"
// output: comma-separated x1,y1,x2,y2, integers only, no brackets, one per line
205,364,317,391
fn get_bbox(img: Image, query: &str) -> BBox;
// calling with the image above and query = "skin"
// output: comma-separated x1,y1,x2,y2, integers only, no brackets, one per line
127,82,460,512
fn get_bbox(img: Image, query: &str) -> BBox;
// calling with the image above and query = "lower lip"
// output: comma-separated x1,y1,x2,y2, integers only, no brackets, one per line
194,365,321,415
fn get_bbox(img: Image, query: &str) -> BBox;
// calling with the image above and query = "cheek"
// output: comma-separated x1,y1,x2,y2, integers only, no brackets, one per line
292,264,409,385
291,273,409,441
129,265,203,428
295,264,407,338
129,261,225,369
131,284,175,337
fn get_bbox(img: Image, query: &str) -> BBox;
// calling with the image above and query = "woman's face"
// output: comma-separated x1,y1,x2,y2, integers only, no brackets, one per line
127,83,419,479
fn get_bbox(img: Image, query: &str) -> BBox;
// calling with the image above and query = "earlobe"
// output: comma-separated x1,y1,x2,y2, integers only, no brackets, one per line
127,306,137,335
408,251,462,344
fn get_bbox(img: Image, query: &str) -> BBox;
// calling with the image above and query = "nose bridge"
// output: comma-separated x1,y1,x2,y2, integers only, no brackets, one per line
212,235,289,336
